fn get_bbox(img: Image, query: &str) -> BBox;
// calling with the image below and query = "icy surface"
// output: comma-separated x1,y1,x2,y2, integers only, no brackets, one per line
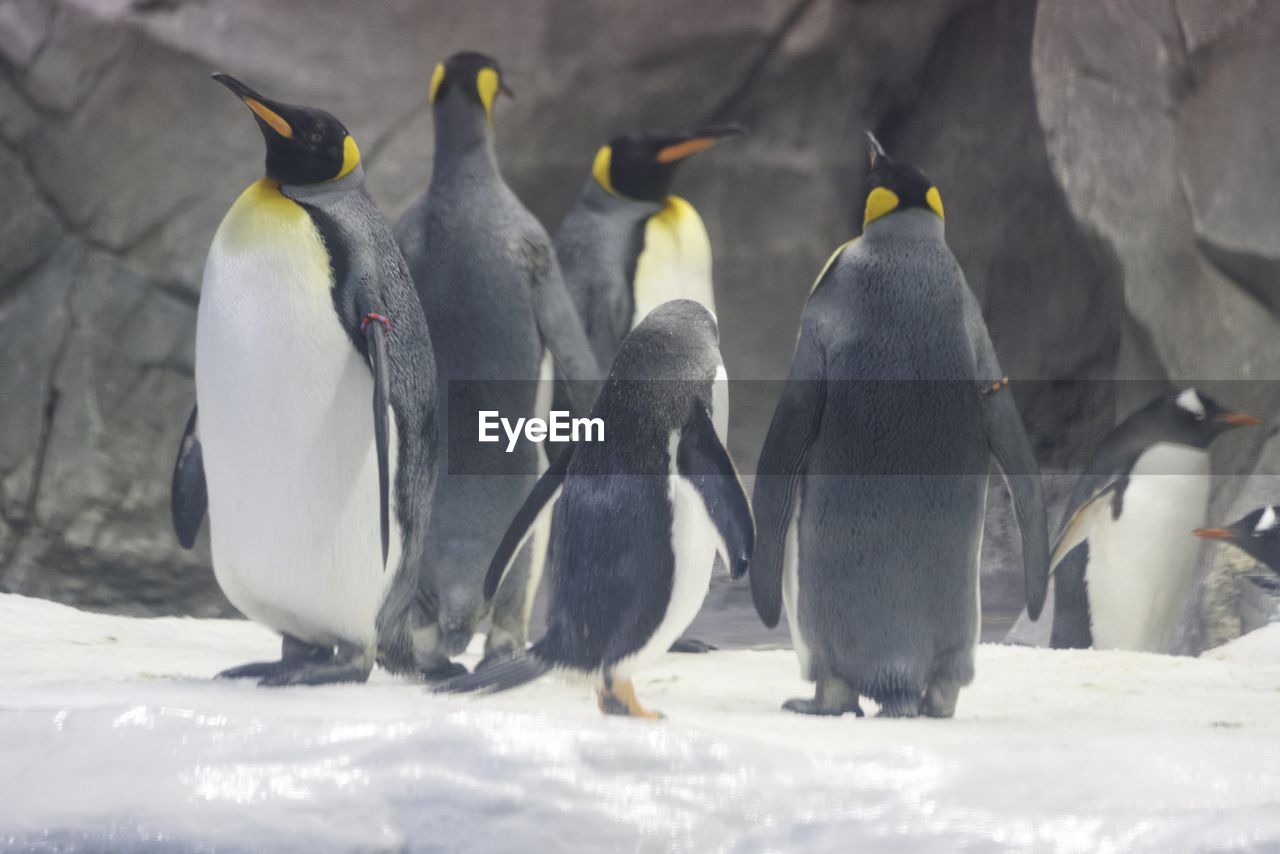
1,594,1279,852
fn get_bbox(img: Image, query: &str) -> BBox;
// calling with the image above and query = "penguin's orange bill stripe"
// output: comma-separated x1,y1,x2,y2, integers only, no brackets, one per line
1216,412,1264,426
1193,528,1234,539
655,137,719,164
243,97,293,138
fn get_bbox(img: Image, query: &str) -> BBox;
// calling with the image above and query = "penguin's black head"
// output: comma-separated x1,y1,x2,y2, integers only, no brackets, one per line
1140,388,1262,448
594,126,745,202
213,73,360,186
1195,505,1280,574
862,131,944,228
429,51,511,125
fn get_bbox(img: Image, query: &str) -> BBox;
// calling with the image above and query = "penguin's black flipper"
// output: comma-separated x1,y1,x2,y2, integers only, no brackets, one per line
1050,475,1126,569
961,286,1051,619
483,445,574,600
171,406,208,549
751,334,826,628
362,315,392,569
677,404,754,578
522,237,602,415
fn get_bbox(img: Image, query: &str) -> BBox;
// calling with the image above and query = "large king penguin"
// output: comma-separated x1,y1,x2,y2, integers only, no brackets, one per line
437,300,753,718
750,133,1050,718
170,74,438,684
554,127,742,369
395,52,601,675
1043,389,1260,652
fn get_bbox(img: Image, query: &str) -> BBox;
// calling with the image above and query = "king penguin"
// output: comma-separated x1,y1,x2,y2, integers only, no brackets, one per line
170,74,438,684
437,300,753,719
554,126,743,369
395,52,601,676
1043,389,1260,652
1197,504,1280,576
750,132,1050,718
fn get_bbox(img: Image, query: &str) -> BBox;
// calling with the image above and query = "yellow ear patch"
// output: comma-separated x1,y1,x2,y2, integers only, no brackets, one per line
244,97,292,138
926,186,945,219
592,145,617,195
333,135,360,180
864,186,899,226
428,63,446,105
476,67,500,125
655,137,717,164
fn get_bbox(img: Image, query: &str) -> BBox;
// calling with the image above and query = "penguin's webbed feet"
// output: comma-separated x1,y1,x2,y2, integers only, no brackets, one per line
419,659,469,682
216,633,333,681
598,676,665,720
669,637,717,654
782,678,865,717
257,642,374,687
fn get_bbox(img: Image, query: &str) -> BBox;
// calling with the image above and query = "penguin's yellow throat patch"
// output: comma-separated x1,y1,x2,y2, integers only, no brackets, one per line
334,135,360,180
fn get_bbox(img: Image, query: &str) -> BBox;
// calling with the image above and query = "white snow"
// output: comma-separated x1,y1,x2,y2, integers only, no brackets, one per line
1,593,1279,852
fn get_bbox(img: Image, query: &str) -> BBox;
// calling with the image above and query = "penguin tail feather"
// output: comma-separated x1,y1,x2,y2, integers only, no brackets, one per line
432,650,551,696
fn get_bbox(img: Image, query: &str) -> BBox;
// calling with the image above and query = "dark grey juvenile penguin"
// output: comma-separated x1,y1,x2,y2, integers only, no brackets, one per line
437,300,753,719
1045,389,1260,652
750,133,1050,718
1197,505,1280,574
395,52,601,676
170,74,437,685
554,127,743,369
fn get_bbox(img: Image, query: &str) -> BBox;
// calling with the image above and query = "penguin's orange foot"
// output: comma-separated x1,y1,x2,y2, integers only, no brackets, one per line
598,678,665,720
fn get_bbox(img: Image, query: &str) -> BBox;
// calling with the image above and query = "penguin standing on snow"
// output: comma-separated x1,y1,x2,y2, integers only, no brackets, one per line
1046,389,1261,652
555,127,743,369
1196,505,1280,575
438,300,753,719
170,74,437,684
395,52,601,676
750,133,1050,718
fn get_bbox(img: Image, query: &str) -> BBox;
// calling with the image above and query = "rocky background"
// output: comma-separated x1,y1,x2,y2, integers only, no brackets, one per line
1,0,1277,648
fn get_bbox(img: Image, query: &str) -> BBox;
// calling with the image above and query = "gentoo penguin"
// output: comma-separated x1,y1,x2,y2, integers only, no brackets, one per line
1047,389,1261,651
1196,505,1280,575
395,52,601,675
554,126,743,369
750,132,1050,718
170,74,438,684
437,300,753,719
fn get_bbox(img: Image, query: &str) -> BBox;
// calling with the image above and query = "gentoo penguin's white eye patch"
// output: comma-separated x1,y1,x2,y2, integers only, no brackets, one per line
1176,388,1206,419
1254,506,1278,535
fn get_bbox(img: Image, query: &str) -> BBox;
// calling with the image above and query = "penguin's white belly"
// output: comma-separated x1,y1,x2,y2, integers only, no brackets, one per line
1086,444,1209,652
630,195,715,328
614,430,720,678
782,497,812,679
195,180,401,649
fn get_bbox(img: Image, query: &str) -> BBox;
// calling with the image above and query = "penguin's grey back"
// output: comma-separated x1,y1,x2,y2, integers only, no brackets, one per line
795,211,988,694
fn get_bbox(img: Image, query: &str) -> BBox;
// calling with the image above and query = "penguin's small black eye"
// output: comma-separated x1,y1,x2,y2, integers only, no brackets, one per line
309,132,322,143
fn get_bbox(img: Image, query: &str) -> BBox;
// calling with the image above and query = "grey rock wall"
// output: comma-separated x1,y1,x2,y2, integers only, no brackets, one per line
1,0,1277,648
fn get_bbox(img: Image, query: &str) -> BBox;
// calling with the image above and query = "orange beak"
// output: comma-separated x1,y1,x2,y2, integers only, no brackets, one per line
1215,412,1263,426
1193,527,1235,540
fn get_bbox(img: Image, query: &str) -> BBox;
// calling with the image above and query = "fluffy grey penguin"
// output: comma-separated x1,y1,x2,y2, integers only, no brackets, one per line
1045,389,1260,652
750,132,1050,718
437,300,753,719
170,74,437,685
395,52,601,676
554,126,743,369
1197,505,1280,575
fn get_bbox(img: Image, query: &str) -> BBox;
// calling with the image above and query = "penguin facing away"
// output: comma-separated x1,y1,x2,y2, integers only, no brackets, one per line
171,74,438,685
1047,389,1261,652
750,132,1050,718
1196,505,1280,575
437,300,753,719
394,51,602,677
554,126,743,370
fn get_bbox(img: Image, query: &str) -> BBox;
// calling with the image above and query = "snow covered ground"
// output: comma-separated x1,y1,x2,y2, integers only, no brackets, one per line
1,594,1279,853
